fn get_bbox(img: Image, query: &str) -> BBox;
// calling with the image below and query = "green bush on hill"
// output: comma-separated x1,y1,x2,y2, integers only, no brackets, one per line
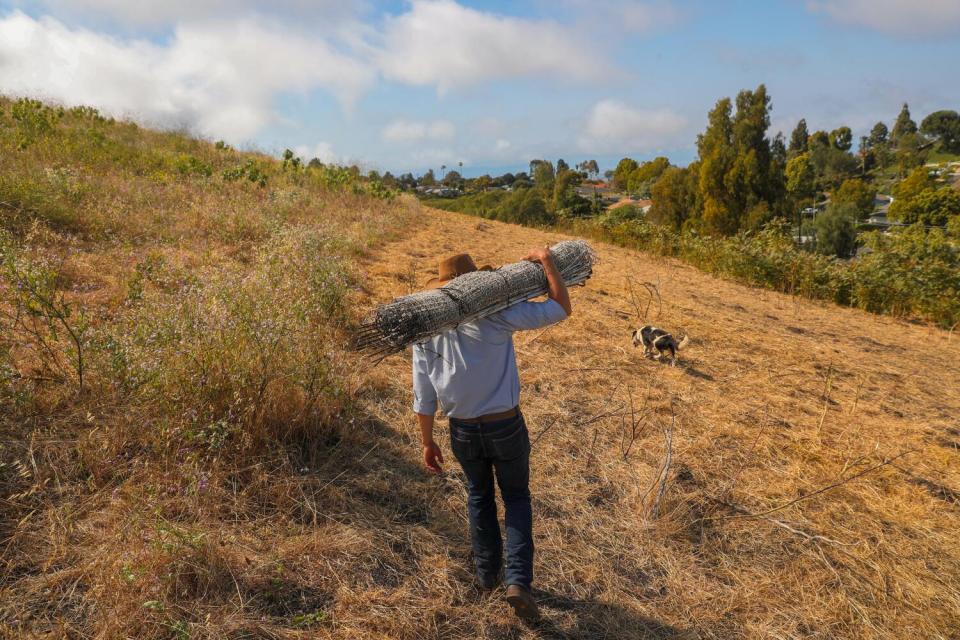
568,217,959,327
814,203,859,258
431,186,558,226
889,167,960,226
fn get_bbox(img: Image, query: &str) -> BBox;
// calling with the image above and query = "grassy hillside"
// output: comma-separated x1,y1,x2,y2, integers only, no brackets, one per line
2,99,959,639
369,207,960,639
0,97,417,637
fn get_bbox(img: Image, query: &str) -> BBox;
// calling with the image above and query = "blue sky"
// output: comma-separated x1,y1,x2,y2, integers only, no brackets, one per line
1,1,959,176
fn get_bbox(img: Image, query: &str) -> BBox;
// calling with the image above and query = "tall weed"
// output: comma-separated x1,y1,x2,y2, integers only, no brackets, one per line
101,227,356,455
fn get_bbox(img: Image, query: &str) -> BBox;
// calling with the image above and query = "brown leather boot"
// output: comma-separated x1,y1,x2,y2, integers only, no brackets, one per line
505,585,540,622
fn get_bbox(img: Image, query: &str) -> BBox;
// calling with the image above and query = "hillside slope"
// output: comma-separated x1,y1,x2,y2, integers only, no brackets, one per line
355,205,960,638
1,100,958,639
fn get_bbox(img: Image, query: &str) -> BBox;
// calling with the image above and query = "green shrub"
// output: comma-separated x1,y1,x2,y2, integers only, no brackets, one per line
0,233,89,391
814,203,859,258
104,226,355,453
853,225,960,325
223,160,268,187
832,178,876,220
598,204,646,228
893,188,960,226
10,98,62,149
172,154,213,178
68,105,108,123
429,187,556,226
569,216,956,327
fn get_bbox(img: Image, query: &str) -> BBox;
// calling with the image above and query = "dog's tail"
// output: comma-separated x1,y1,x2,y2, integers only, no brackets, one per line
677,334,690,351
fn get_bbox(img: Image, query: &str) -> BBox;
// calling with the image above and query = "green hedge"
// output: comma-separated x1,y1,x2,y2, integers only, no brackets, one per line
570,218,959,328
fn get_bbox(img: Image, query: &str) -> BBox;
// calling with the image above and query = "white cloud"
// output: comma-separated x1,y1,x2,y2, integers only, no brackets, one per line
560,0,682,34
618,2,682,32
495,139,511,152
21,0,363,29
579,99,688,153
375,0,595,92
807,0,960,36
382,119,455,143
409,147,465,168
293,142,337,164
0,11,373,143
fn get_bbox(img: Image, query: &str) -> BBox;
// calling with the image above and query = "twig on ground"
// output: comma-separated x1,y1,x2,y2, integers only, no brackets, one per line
849,374,866,416
717,409,769,498
563,364,630,373
519,325,554,349
585,426,600,469
625,276,662,323
621,378,653,460
316,442,380,494
644,399,675,520
817,363,834,436
714,497,856,547
620,389,636,460
531,415,560,447
625,277,643,321
532,405,624,447
641,281,662,320
708,449,916,521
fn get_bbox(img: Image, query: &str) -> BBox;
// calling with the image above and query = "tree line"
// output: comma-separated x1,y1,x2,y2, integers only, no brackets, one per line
393,156,610,226
623,88,959,257
408,84,959,258
362,157,601,195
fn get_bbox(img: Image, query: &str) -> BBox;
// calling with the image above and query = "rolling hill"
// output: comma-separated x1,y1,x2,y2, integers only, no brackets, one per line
1,99,959,638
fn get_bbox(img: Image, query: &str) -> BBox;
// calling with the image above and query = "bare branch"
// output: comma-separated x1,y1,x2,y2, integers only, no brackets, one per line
709,449,917,521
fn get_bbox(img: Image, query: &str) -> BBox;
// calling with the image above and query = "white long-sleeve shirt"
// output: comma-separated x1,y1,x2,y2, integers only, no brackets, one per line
412,299,568,419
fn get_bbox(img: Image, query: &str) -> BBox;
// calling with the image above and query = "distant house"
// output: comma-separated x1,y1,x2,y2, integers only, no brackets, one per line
608,197,652,213
420,187,461,198
574,181,613,199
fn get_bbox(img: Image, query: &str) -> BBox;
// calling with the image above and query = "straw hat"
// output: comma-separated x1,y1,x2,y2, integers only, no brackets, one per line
425,253,493,289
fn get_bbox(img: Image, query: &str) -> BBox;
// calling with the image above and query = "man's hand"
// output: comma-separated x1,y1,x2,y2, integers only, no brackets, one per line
524,245,554,265
524,244,572,316
422,441,444,474
417,413,442,473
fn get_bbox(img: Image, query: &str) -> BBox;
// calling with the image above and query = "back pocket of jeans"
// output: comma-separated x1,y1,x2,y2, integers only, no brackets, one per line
450,428,481,461
489,422,529,461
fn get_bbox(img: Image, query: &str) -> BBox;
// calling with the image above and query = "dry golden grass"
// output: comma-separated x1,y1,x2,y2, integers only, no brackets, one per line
355,204,960,639
3,193,958,638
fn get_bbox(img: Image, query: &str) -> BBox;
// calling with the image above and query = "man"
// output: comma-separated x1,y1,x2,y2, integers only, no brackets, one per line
412,245,572,622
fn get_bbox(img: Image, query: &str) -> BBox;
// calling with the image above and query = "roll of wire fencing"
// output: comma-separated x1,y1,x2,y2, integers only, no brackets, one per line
355,240,596,360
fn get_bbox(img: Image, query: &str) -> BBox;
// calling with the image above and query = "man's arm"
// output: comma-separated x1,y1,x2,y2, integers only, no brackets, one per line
412,344,443,473
417,412,444,474
525,245,572,317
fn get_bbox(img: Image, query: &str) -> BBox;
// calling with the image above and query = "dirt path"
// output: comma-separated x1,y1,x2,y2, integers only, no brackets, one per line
356,205,960,638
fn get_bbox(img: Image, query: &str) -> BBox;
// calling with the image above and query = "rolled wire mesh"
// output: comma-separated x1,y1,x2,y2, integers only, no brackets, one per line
355,240,596,358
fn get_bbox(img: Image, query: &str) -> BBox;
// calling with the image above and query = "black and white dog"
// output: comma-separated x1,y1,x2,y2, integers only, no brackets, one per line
632,325,689,364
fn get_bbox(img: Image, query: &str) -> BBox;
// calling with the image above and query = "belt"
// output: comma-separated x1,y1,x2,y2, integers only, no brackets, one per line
451,406,519,425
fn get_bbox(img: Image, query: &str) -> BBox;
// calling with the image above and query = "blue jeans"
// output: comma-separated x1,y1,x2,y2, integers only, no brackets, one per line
449,413,533,590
